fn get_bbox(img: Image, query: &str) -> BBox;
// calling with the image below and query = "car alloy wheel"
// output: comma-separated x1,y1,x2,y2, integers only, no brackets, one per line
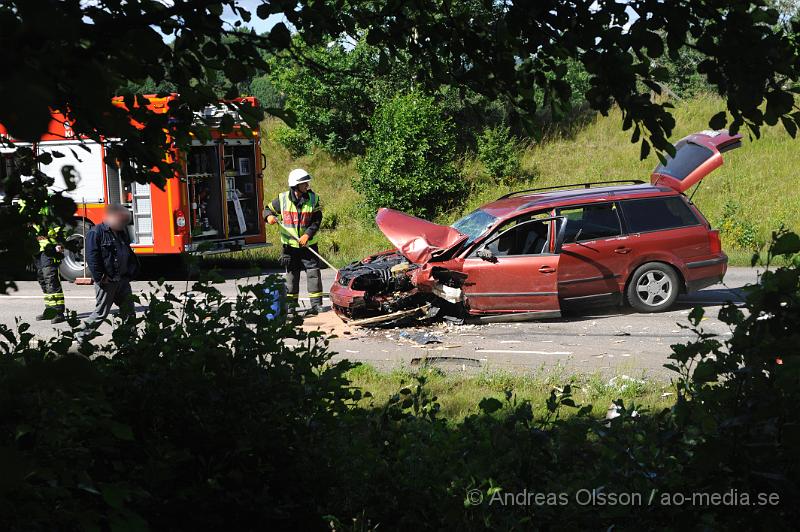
636,271,672,307
626,262,680,313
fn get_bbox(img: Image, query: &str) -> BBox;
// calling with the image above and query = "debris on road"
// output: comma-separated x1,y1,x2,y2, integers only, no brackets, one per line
348,304,432,327
399,331,442,345
606,374,647,393
302,310,362,338
411,356,483,368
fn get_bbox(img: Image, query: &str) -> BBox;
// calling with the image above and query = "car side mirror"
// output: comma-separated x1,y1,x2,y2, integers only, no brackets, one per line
476,248,497,262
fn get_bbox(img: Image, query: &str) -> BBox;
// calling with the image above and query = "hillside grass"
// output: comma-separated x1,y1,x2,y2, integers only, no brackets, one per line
454,94,799,257
215,94,798,269
345,363,674,423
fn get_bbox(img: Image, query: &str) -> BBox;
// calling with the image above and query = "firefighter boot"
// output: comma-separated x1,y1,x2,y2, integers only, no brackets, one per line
307,267,323,314
285,268,301,317
51,306,67,324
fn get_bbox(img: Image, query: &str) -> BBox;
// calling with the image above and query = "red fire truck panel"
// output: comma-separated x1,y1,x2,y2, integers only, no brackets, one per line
0,95,268,281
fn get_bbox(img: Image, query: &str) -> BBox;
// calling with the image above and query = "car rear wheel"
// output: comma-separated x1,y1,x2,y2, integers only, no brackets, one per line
59,219,93,282
626,263,679,313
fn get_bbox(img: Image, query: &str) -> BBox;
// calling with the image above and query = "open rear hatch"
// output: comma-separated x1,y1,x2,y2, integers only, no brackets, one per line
375,208,468,264
651,130,742,193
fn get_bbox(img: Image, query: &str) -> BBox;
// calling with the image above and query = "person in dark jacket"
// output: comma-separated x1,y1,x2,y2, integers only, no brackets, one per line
77,204,140,342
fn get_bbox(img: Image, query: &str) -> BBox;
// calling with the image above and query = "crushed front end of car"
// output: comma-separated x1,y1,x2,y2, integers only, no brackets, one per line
330,250,468,325
330,208,472,325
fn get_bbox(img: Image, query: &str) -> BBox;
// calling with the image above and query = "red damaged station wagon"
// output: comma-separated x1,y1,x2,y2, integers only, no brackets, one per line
330,130,739,324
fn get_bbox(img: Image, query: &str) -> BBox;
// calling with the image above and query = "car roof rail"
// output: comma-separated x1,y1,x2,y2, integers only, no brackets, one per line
498,180,645,200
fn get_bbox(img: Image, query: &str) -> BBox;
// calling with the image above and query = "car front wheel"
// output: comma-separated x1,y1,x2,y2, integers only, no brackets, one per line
626,263,680,313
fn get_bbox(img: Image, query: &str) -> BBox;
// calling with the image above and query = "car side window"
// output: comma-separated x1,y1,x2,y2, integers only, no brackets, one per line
483,216,551,257
557,202,622,243
621,197,699,233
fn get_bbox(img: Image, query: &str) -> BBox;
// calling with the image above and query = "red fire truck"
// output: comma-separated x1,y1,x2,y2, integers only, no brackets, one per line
0,95,268,281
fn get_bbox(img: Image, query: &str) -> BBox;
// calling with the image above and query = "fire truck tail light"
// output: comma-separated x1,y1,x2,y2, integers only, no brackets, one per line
175,209,188,233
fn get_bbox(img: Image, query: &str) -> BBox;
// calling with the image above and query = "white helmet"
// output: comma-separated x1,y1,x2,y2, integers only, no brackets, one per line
288,168,312,187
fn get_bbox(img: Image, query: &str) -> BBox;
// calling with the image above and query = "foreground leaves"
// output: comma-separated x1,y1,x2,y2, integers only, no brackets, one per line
1,230,799,530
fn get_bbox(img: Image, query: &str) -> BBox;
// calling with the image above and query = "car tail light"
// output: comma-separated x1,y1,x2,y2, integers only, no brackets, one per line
708,230,722,254
174,209,188,235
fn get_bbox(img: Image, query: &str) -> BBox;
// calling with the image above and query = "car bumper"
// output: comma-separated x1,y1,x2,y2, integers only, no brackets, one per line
184,240,271,255
329,279,369,319
685,253,727,292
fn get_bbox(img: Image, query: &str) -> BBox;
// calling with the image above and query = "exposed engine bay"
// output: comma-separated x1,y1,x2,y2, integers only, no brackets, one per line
333,251,466,325
337,251,417,294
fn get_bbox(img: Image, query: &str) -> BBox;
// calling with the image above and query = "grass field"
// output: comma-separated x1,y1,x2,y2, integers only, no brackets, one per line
210,94,798,269
345,363,675,422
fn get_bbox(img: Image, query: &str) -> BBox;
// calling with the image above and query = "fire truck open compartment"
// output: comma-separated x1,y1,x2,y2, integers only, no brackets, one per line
187,139,260,241
224,140,259,236
188,143,225,240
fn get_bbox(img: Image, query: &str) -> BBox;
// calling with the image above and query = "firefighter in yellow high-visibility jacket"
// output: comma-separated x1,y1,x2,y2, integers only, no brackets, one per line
265,169,323,314
22,200,67,323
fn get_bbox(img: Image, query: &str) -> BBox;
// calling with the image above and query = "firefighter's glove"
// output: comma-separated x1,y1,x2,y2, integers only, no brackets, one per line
298,234,310,247
266,215,278,225
279,254,292,268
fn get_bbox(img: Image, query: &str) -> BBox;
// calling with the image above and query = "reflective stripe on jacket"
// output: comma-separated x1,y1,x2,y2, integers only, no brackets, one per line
19,200,61,250
274,191,321,247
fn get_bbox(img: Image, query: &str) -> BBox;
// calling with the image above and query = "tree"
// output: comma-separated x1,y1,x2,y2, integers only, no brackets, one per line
268,37,386,156
2,0,800,292
356,92,463,219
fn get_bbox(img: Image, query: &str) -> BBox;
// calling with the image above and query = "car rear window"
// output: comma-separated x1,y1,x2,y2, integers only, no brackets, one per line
621,197,699,233
653,140,713,181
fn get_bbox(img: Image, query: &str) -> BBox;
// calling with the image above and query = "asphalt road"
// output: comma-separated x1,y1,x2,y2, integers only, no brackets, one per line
0,267,758,378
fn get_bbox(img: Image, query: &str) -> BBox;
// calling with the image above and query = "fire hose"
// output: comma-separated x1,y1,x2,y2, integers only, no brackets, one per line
275,223,339,273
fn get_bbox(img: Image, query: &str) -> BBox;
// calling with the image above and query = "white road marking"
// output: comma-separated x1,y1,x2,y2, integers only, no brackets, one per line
1,295,330,302
2,295,97,299
476,349,573,355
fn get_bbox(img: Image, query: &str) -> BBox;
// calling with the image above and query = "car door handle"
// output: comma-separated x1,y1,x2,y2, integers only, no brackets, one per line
539,265,556,274
614,246,632,254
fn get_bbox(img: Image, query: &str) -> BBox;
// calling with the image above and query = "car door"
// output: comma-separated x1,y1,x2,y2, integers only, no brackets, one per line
618,195,710,268
555,202,631,299
461,216,564,316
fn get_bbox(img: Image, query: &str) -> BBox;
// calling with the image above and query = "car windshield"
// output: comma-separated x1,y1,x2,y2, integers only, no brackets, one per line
451,209,498,244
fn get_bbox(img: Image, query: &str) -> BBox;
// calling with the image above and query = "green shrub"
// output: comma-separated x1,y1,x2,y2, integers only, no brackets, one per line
719,200,762,251
356,92,464,219
269,38,389,156
477,125,521,181
665,228,800,520
0,278,358,531
273,125,311,158
3,231,800,530
249,75,285,110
